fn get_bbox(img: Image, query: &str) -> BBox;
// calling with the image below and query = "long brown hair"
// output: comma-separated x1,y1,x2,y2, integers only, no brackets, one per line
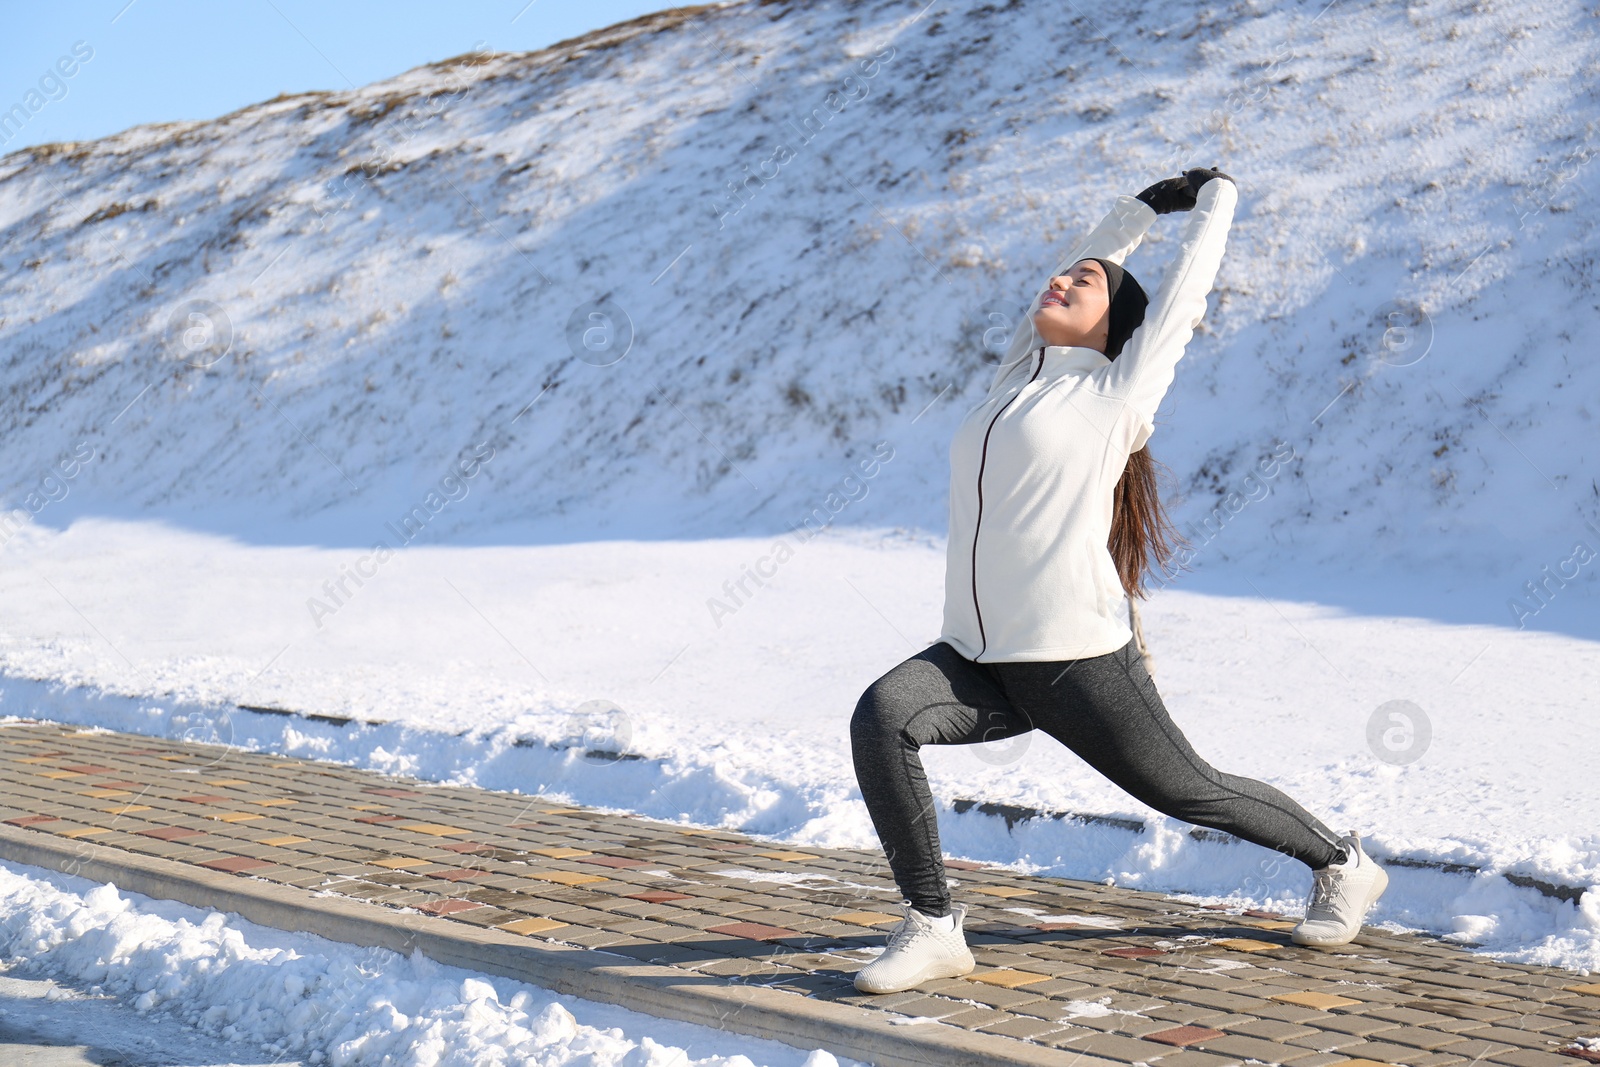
1110,446,1189,599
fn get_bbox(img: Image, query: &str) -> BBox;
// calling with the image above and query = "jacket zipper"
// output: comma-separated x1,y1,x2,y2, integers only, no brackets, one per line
970,347,1046,656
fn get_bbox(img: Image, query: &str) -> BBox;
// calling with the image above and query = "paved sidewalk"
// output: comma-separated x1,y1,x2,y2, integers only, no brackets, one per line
0,721,1596,1067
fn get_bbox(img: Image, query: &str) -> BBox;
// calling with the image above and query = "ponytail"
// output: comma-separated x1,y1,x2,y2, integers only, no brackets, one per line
1109,446,1188,599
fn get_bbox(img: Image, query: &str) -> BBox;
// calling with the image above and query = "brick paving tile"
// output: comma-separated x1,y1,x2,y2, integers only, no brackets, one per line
973,1015,1074,1041
1225,1017,1322,1042
540,926,637,950
1283,1030,1371,1052
1049,1029,1183,1061
1480,1050,1583,1067
862,991,968,1018
1312,1013,1408,1037
1151,1051,1259,1067
1080,1016,1176,1039
1469,1026,1584,1052
935,1005,1019,1031
1340,1038,1479,1062
950,983,1048,1012
1377,1025,1478,1050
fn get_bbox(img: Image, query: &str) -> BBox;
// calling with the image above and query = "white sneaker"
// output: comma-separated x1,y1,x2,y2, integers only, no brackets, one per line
1292,831,1390,947
853,902,975,994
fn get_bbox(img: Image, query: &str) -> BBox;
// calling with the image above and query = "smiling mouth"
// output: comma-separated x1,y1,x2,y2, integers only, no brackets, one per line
1039,291,1067,309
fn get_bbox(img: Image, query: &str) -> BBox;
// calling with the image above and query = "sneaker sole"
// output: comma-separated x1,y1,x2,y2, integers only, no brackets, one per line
853,953,976,995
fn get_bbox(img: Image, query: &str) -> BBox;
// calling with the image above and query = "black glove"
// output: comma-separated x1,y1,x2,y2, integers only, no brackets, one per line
1182,165,1236,195
1135,166,1237,215
1134,175,1192,215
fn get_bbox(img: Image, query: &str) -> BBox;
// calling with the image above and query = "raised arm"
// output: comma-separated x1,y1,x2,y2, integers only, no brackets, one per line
985,193,1158,397
1095,175,1238,437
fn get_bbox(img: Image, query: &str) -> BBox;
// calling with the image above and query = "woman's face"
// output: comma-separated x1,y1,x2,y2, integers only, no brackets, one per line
1032,259,1111,352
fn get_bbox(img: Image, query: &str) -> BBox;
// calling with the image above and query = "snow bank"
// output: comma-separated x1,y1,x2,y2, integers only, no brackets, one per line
0,857,855,1067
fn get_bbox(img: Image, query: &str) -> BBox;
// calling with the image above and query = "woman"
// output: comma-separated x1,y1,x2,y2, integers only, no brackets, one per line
849,168,1388,996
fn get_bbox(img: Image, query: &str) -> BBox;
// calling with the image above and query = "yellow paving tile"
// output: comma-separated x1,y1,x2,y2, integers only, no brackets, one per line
1566,982,1600,995
270,762,299,768
17,756,62,764
1240,919,1297,931
500,917,568,935
965,968,1051,988
537,808,574,815
259,835,309,847
371,857,432,869
38,770,86,779
399,823,470,837
60,827,111,838
1270,991,1362,1010
835,911,902,926
79,789,132,798
529,871,608,886
1212,938,1283,952
157,755,189,761
100,804,151,814
205,779,250,786
757,850,814,862
969,886,1037,898
250,798,297,807
677,828,721,835
530,847,592,859
208,812,265,823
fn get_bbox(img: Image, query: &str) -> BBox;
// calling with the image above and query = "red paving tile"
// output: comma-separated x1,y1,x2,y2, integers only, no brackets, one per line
1560,1048,1600,1064
627,890,692,903
197,856,274,874
706,922,803,941
4,815,61,826
1144,1026,1226,1047
355,814,404,823
943,859,988,870
436,841,492,854
58,764,118,774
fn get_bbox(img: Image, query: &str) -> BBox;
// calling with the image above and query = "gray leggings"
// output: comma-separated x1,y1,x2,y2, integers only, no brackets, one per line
850,639,1347,916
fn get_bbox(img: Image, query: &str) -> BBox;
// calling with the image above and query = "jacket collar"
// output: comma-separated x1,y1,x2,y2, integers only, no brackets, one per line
1038,345,1110,376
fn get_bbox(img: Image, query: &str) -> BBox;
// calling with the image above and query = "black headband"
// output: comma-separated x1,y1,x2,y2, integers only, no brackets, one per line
1086,257,1149,359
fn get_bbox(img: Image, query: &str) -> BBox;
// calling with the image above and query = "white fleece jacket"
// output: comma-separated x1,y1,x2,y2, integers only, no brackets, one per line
941,176,1239,662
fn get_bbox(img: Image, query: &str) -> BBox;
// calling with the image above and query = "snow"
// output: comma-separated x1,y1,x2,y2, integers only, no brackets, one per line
0,857,857,1067
1,0,1599,1051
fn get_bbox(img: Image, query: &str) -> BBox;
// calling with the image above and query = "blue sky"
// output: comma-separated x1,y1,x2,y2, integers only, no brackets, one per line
1,1,678,153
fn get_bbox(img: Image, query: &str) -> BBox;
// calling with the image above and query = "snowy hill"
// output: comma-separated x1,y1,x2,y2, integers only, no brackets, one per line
2,0,1597,609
